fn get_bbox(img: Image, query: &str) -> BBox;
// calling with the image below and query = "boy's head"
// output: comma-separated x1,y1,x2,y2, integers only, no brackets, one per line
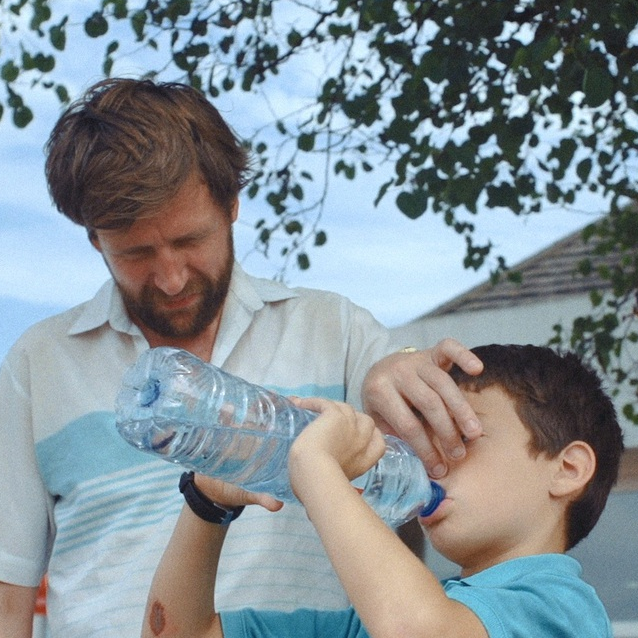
449,344,624,550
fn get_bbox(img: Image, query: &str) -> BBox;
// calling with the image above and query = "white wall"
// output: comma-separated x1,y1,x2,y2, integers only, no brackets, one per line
391,294,638,447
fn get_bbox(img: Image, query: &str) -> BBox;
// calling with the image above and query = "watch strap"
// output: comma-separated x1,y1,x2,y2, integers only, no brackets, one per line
179,471,245,525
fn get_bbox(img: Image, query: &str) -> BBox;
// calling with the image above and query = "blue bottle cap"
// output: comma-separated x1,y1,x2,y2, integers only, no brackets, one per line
419,481,446,517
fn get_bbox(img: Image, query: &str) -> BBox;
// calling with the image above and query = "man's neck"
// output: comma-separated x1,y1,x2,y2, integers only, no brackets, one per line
141,318,221,362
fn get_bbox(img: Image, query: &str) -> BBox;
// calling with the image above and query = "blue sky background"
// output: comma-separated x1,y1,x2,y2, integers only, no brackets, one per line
0,5,608,360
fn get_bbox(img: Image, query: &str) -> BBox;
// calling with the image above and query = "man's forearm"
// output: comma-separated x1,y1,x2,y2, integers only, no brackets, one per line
0,581,38,638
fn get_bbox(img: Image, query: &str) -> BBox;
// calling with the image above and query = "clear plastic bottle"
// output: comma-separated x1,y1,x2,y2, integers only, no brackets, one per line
115,347,445,526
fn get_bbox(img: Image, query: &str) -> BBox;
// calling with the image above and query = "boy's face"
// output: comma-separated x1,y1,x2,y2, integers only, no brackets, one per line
419,386,563,576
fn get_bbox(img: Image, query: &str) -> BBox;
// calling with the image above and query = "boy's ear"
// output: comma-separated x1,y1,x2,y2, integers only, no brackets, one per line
549,441,596,500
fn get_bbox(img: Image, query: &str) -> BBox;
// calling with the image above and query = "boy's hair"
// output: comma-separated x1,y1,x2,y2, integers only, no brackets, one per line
45,78,250,234
450,344,624,550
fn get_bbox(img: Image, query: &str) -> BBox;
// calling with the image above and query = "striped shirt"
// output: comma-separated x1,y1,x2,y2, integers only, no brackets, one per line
0,263,393,637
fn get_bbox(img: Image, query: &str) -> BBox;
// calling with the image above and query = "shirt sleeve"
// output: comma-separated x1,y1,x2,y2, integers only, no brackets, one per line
340,300,395,410
444,572,613,638
220,607,369,638
0,344,53,586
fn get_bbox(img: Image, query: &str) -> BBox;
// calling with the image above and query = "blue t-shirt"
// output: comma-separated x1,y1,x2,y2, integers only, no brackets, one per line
220,554,612,638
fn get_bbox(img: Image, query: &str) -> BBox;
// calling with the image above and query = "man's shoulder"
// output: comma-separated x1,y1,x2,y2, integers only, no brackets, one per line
4,292,112,367
13,302,89,343
237,267,369,317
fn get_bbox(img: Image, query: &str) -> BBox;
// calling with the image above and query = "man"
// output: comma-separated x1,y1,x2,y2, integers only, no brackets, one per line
0,78,482,637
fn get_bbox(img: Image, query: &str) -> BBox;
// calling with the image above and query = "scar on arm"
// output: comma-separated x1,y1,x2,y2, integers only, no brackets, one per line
149,600,166,636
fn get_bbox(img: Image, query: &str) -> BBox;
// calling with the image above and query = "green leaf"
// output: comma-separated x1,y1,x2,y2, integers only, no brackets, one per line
109,0,128,20
285,221,303,235
396,190,428,219
30,0,52,31
546,182,561,204
486,183,518,209
576,157,593,182
583,66,615,108
287,29,302,47
184,42,209,58
85,12,109,38
297,253,310,270
1,61,20,83
34,53,55,73
291,184,303,200
49,23,66,51
314,230,327,246
166,0,191,23
131,10,146,40
13,105,33,128
259,227,270,244
468,125,491,146
334,160,355,179
297,133,315,152
55,84,70,103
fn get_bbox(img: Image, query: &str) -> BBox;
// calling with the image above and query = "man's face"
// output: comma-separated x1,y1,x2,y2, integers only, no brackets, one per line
92,172,237,340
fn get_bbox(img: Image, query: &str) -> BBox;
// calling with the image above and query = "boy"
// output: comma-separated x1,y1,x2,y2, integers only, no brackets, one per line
142,344,623,637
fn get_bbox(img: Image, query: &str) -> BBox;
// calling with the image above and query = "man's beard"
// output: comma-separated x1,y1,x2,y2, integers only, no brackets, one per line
119,249,234,340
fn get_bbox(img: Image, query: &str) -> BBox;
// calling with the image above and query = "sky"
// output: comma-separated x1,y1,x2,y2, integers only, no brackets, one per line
0,4,609,360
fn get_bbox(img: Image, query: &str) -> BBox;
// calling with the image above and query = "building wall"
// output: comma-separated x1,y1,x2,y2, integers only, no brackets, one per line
391,294,638,447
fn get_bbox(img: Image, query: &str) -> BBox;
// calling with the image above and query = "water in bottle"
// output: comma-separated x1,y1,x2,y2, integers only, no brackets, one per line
115,347,445,526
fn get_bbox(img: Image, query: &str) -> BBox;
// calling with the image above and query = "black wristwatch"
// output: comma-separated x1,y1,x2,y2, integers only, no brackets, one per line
179,471,245,525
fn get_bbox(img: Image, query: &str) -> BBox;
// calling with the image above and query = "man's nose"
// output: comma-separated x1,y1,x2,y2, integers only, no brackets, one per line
152,249,188,295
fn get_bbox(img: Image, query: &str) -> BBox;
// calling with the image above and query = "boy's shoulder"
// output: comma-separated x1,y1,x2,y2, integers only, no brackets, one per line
443,554,613,638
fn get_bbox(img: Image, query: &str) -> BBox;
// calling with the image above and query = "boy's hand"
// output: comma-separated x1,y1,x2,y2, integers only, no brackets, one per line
288,397,386,482
362,338,483,478
193,474,283,512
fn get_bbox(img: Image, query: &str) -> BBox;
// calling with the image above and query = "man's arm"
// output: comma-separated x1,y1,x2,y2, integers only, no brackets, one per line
0,581,38,638
289,397,487,638
142,479,282,638
363,338,484,478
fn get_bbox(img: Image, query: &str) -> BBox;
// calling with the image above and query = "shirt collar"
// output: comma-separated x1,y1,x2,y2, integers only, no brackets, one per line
66,261,299,339
446,554,582,588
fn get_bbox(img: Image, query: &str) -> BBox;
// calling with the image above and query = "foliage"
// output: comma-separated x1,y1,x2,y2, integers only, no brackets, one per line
550,206,638,424
1,0,638,415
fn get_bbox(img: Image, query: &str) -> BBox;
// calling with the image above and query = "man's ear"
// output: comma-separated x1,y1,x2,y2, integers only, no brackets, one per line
230,197,239,223
549,441,596,500
89,230,102,253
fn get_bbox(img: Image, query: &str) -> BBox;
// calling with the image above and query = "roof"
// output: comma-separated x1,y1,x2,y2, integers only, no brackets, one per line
425,221,619,317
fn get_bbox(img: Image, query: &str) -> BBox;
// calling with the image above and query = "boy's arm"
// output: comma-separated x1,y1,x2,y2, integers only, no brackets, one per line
142,478,282,638
142,504,226,638
289,398,488,638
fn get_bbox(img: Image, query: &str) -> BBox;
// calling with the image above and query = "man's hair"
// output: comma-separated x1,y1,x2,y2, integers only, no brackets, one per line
45,78,250,233
450,343,624,550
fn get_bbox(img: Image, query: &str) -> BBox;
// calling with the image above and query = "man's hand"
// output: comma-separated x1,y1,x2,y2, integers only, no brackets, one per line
362,338,483,478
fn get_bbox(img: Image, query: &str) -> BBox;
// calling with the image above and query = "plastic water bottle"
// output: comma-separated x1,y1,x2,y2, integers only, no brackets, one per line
115,347,445,526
